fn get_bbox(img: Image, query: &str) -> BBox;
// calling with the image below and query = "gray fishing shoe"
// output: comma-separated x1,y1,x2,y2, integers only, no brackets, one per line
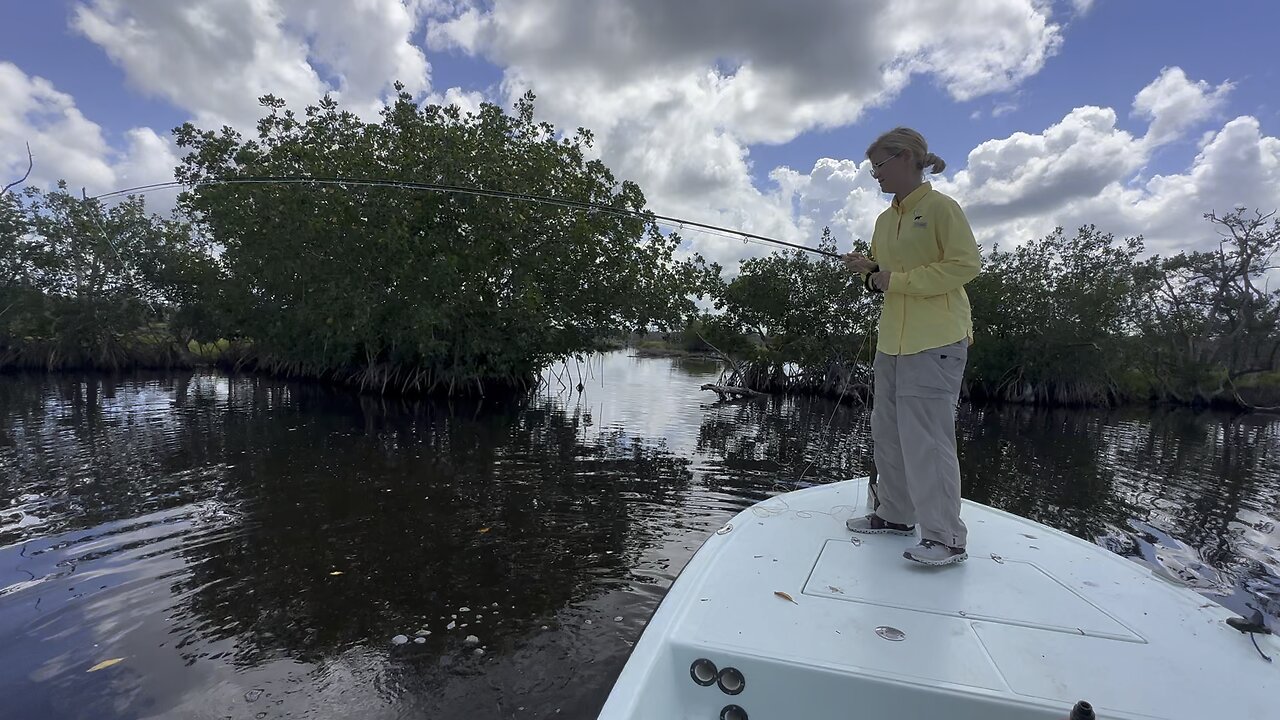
846,514,915,536
903,539,967,566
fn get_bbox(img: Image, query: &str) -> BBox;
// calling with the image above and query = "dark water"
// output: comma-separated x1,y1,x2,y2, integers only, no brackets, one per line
1,353,1277,720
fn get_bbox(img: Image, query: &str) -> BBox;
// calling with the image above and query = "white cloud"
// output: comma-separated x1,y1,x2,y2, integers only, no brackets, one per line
279,0,431,114
944,115,1278,259
882,1,1063,103
0,63,177,206
1133,66,1232,147
424,0,1062,268
1071,0,1096,15
17,2,1263,279
944,105,1147,226
780,67,1278,263
72,0,431,131
770,159,884,248
993,101,1019,117
114,128,181,194
1085,116,1280,256
425,87,488,118
0,62,116,193
429,0,1060,144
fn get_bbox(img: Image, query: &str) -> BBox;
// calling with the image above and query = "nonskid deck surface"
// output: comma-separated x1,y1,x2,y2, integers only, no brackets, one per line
598,479,1279,720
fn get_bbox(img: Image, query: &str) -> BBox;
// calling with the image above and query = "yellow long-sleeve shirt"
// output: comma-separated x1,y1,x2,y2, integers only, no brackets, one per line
869,182,981,356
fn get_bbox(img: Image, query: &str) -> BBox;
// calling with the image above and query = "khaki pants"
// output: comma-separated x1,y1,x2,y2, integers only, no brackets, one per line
870,339,968,548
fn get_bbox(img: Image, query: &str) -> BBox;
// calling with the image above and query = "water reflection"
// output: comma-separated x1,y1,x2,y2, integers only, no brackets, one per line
1,355,1278,719
958,404,1279,617
2,371,694,719
959,405,1138,542
694,394,874,498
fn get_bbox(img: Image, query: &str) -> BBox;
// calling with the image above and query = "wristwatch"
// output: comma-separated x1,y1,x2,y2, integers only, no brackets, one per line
864,264,883,294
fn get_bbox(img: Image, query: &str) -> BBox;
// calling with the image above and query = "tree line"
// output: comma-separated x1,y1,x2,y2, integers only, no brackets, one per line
2,89,1277,409
698,212,1280,410
2,88,710,395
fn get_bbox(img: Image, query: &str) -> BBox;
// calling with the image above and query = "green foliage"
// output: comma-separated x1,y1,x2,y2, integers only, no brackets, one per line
711,228,877,367
684,313,753,356
173,88,709,393
1138,209,1280,405
964,225,1155,405
4,81,1275,411
701,211,1280,411
0,186,213,370
961,211,1279,408
697,228,876,397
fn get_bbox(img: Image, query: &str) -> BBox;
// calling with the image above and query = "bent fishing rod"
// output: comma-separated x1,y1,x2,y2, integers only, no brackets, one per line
87,176,841,259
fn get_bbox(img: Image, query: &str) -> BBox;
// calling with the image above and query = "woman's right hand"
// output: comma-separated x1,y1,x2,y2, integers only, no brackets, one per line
842,252,877,274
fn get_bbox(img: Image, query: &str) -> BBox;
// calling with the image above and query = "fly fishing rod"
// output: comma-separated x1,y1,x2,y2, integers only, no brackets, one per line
87,176,842,259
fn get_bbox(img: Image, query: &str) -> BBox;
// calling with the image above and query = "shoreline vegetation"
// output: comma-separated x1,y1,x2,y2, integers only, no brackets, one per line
3,90,1277,411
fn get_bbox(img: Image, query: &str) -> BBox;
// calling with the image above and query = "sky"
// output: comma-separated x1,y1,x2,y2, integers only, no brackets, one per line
2,0,1278,269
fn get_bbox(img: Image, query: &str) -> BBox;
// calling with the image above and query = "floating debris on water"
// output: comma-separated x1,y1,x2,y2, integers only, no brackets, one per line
391,635,409,645
414,637,426,644
464,635,480,645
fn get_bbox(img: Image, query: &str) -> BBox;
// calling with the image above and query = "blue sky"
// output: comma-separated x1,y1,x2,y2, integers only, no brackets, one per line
748,1,1277,184
3,1,1278,264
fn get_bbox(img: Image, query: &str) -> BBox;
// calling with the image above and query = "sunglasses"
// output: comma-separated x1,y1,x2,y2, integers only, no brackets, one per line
870,150,903,177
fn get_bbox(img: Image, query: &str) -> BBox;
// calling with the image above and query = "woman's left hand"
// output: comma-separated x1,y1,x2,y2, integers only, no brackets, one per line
871,270,892,291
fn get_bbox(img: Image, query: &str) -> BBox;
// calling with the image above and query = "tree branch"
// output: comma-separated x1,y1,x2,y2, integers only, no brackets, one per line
1225,374,1280,413
2,142,33,197
695,329,744,385
699,382,765,400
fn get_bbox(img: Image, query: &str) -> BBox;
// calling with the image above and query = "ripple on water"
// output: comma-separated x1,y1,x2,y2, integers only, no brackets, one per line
1,364,1278,719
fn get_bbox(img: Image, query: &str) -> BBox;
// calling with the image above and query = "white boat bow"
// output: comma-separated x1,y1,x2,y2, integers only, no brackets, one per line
598,478,1278,720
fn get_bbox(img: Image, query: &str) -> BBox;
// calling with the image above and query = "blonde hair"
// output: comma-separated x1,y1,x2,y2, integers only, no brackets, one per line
866,127,946,174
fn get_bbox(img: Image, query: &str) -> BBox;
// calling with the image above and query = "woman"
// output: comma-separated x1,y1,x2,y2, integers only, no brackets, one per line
843,127,981,567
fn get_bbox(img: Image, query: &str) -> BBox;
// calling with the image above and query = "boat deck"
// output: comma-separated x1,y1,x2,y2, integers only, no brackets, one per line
598,479,1279,720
